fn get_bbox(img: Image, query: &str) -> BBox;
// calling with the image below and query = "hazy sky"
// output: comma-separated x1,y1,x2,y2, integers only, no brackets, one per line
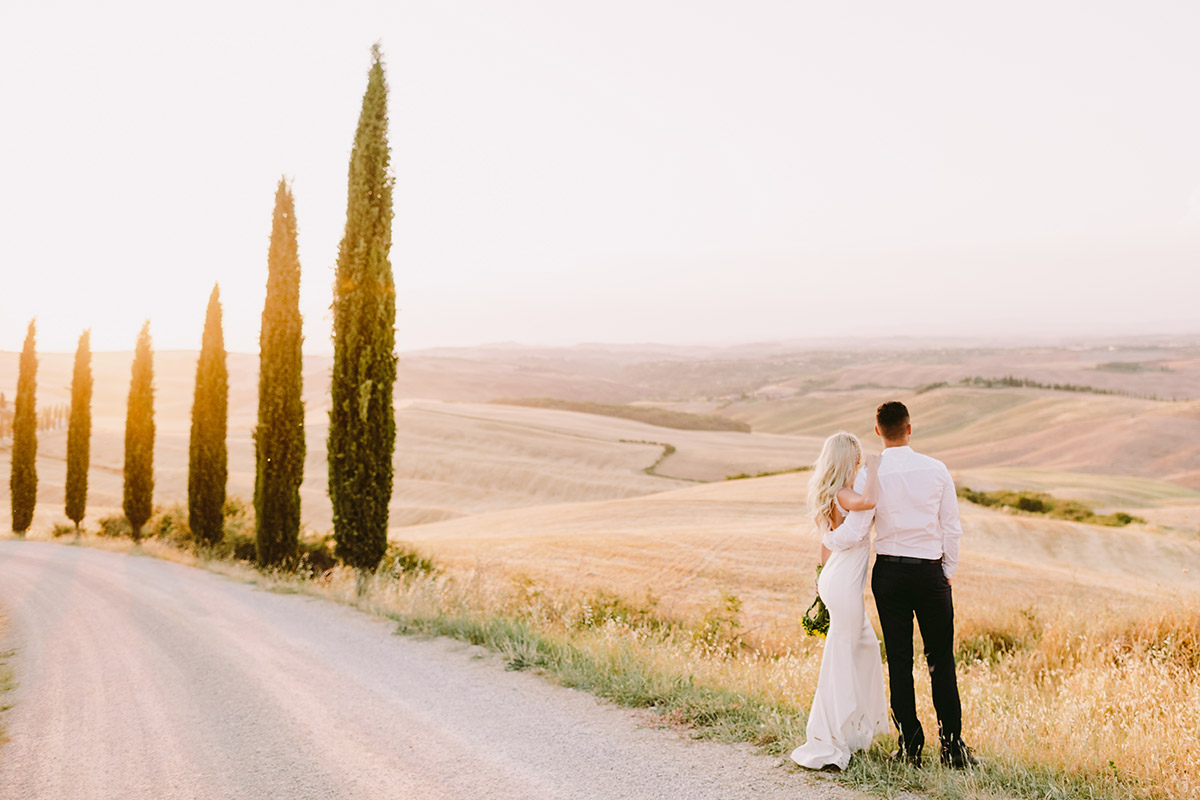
2,1,1198,354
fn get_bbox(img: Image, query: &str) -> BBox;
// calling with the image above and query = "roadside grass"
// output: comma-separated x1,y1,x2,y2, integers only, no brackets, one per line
291,562,1195,800
5,521,1197,800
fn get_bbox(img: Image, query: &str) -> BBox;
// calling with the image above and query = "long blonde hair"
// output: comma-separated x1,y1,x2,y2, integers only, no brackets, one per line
807,431,863,533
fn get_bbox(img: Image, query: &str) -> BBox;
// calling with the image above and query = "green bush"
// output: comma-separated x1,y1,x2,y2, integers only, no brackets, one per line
209,530,257,562
957,487,1145,527
97,515,132,538
1016,494,1049,513
694,592,746,657
378,543,438,580
571,590,675,633
52,523,76,538
149,505,191,547
298,534,338,576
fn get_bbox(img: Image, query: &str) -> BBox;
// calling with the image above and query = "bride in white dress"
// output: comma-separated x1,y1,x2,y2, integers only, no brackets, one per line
791,432,889,770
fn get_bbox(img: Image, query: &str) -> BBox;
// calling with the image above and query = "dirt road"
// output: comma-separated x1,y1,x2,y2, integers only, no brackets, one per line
0,541,856,800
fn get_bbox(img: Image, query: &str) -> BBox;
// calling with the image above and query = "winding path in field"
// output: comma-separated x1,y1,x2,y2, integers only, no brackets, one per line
0,541,858,800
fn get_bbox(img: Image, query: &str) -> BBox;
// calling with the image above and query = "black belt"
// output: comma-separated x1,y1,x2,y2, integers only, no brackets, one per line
875,554,943,565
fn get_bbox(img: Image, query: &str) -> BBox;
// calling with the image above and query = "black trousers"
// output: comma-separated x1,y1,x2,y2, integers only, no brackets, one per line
870,559,962,747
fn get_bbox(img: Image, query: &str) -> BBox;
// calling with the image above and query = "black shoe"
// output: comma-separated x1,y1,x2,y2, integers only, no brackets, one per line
939,734,980,769
890,730,924,766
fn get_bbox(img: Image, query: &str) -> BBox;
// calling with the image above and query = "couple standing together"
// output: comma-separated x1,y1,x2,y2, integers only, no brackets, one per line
791,401,978,770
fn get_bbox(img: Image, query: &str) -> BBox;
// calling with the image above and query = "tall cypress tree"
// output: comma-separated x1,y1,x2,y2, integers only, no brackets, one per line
10,320,37,534
123,321,155,541
189,285,228,546
255,179,305,567
329,44,396,575
65,329,93,532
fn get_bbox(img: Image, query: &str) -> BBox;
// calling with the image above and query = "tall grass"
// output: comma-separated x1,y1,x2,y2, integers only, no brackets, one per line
212,549,1200,800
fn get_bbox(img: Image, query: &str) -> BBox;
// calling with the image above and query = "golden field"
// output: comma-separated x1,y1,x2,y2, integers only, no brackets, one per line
1,340,1198,798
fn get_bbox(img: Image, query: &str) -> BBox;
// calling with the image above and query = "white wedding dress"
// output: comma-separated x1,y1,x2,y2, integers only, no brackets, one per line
791,500,889,770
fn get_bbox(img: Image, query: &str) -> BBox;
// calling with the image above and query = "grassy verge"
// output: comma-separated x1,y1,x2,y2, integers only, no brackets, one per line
9,523,1196,800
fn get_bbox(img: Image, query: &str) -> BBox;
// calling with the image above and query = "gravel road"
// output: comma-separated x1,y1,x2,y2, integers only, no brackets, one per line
0,541,862,800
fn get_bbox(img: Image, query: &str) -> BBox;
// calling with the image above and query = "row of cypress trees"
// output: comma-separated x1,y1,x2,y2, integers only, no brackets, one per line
7,319,157,540
7,45,396,575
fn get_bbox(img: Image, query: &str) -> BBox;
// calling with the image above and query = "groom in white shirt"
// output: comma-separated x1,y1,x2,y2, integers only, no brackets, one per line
823,401,978,768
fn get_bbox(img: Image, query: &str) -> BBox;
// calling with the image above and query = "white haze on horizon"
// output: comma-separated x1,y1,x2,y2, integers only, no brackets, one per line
1,1,1198,355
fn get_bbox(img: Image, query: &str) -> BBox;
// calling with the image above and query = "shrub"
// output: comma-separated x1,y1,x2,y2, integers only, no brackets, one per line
97,515,132,538
957,487,1144,527
221,497,254,538
52,523,76,538
209,530,257,562
149,505,191,547
571,590,675,632
297,534,338,576
1016,494,1049,514
694,592,746,657
378,543,438,580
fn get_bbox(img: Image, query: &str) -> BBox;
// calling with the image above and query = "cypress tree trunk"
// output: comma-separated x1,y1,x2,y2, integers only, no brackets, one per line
65,329,93,532
329,44,396,575
10,320,37,534
189,285,228,547
255,179,305,568
123,322,155,541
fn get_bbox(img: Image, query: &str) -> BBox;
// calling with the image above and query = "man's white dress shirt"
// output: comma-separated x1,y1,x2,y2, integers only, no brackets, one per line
822,445,963,580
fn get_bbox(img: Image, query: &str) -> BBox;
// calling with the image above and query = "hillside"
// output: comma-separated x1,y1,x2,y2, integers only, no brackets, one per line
398,472,1200,638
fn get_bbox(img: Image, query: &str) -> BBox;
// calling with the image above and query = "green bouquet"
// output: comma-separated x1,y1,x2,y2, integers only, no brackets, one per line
802,565,830,637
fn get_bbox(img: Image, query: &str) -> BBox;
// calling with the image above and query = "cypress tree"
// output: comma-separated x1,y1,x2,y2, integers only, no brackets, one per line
188,285,228,547
10,320,37,534
65,330,93,532
123,321,155,541
255,179,305,568
329,44,396,576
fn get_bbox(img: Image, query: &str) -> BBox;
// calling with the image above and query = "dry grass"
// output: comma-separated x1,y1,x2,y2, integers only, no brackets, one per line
314,556,1199,800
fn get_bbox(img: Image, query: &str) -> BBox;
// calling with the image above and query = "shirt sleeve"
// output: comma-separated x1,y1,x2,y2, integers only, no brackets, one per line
822,467,874,552
939,468,963,579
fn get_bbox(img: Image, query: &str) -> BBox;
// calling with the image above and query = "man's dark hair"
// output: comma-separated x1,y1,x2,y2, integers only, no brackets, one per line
876,401,910,440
